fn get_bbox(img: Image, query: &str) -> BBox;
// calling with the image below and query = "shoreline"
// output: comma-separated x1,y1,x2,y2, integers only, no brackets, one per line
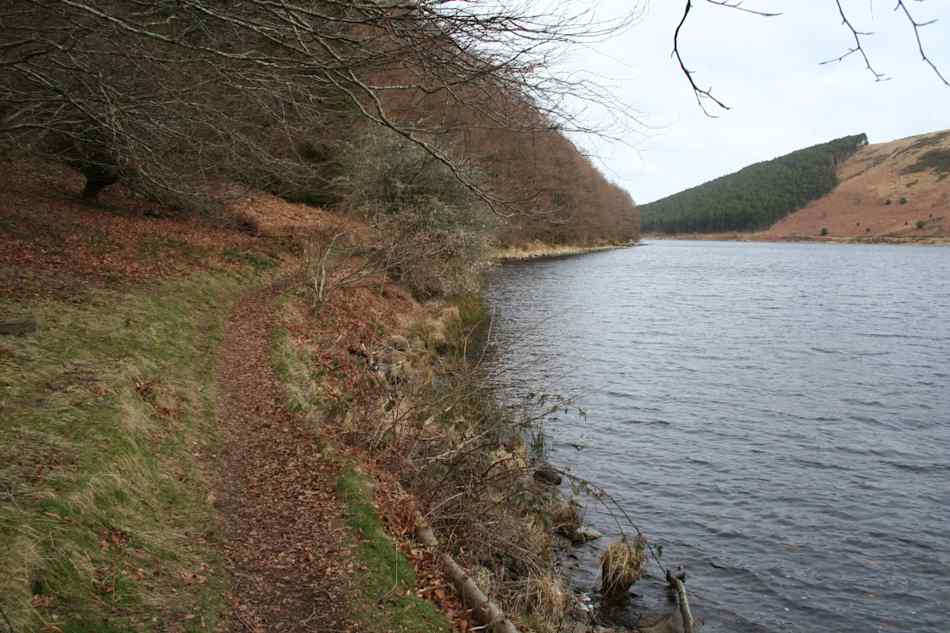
643,233,950,246
493,240,639,262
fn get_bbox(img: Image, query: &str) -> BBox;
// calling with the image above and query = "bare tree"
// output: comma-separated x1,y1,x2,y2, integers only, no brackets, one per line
0,1,639,210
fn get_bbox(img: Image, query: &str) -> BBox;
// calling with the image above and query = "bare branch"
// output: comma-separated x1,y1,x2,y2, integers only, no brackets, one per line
894,0,949,86
821,0,889,81
705,0,781,17
0,0,643,217
673,0,731,117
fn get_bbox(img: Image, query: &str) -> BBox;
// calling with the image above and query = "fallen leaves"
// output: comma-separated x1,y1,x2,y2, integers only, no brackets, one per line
97,527,130,551
210,279,360,632
0,160,288,300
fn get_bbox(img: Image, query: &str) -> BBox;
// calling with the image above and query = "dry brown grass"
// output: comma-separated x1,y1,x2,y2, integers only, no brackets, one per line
600,536,647,602
494,241,632,261
506,574,568,632
548,498,583,533
272,281,580,632
761,130,950,240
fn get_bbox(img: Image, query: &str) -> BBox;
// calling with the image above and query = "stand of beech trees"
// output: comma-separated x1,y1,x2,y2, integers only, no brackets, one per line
0,1,639,249
640,134,868,234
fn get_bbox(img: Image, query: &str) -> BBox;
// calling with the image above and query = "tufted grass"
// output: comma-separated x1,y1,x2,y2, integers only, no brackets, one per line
0,269,262,632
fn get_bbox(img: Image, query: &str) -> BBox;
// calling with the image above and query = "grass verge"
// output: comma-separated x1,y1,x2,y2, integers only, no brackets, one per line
336,469,452,633
0,268,263,632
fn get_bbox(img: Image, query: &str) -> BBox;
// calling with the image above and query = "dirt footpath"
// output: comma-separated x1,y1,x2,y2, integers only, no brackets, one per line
212,274,357,633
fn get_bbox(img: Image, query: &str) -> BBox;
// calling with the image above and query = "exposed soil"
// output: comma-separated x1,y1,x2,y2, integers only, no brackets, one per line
212,273,358,633
761,129,950,240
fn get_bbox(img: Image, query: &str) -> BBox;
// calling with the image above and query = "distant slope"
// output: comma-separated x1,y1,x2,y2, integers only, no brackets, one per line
640,134,869,234
761,130,950,240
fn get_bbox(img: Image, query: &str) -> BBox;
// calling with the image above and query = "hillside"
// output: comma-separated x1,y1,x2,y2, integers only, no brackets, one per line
760,130,950,241
2,160,646,633
640,134,869,234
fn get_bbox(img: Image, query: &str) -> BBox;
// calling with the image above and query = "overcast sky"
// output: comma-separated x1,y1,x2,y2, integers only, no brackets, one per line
559,0,950,204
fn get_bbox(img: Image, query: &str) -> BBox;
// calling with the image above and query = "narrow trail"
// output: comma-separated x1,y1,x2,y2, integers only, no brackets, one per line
212,274,357,633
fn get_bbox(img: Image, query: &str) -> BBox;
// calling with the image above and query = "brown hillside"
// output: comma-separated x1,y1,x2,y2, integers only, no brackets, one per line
761,130,950,240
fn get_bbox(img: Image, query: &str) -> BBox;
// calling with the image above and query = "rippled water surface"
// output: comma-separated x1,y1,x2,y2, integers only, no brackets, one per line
486,240,950,633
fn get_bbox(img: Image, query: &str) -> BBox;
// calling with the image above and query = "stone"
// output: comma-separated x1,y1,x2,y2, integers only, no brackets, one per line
570,526,604,545
556,522,603,546
533,465,562,486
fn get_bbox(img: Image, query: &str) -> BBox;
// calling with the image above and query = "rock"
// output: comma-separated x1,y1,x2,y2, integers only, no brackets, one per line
534,465,562,486
571,526,604,545
556,523,602,545
0,319,37,336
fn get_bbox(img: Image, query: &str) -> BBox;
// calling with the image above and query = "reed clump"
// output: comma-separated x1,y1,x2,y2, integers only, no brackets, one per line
600,535,647,602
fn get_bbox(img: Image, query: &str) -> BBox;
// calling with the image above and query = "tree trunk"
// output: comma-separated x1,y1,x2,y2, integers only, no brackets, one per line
80,168,119,199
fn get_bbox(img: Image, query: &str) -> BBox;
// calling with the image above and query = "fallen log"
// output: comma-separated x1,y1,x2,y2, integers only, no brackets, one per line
415,514,520,633
667,572,695,633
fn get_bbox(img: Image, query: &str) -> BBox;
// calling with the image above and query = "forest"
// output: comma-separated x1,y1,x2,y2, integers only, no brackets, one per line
0,1,639,255
639,134,869,234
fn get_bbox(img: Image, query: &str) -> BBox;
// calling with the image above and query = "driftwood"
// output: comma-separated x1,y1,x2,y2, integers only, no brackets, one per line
667,574,695,633
415,513,520,633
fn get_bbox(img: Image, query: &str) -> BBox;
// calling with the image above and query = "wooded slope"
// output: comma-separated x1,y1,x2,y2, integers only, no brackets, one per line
640,134,868,234
0,1,638,252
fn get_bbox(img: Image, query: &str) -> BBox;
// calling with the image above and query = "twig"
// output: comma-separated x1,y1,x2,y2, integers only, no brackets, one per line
673,1,729,117
894,0,949,86
674,1,781,116
310,232,344,308
705,0,781,17
821,0,889,81
567,470,670,577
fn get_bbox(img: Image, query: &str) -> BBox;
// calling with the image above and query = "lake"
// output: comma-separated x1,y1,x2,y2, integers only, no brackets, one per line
485,240,950,633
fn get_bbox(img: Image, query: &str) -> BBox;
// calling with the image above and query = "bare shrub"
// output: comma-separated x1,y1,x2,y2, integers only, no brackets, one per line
336,127,496,298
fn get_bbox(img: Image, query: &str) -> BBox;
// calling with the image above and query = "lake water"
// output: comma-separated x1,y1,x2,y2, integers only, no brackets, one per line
485,240,950,633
